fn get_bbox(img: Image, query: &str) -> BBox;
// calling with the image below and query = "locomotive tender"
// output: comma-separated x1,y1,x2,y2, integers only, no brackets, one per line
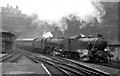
15,34,112,62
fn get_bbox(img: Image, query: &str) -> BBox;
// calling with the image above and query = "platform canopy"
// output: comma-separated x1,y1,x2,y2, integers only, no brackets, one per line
0,29,9,32
1,29,15,37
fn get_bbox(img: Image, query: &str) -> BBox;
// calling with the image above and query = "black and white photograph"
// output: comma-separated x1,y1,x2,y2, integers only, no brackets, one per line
0,0,120,76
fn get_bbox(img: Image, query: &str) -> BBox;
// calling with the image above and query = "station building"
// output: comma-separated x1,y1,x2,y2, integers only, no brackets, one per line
110,1,120,60
107,44,120,61
0,4,31,53
1,4,33,39
106,1,120,61
1,29,16,54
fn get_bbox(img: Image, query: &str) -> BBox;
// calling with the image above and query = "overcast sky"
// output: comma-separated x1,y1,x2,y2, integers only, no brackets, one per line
0,0,119,22
101,0,119,2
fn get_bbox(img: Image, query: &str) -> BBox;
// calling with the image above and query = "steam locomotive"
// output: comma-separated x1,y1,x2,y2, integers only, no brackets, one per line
15,34,112,62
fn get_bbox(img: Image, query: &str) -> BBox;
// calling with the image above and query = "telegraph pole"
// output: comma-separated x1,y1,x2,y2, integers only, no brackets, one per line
0,9,2,53
118,1,120,43
118,1,120,60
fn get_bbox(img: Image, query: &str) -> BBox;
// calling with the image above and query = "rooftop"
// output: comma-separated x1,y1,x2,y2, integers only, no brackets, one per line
1,29,15,36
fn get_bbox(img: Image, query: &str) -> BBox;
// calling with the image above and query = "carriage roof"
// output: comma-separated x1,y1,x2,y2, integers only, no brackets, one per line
15,38,35,41
79,38,99,42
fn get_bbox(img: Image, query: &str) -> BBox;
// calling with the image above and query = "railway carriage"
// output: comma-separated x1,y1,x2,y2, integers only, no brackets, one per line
15,38,44,53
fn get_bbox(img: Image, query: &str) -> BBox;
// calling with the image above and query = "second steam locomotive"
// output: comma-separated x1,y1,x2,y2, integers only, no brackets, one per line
15,34,113,62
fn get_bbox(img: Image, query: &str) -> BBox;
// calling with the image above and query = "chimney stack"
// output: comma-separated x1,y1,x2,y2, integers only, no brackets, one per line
7,4,9,8
10,6,13,8
16,6,19,10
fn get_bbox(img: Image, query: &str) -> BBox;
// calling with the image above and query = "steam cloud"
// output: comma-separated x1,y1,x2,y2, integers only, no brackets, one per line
43,32,53,38
25,0,105,38
32,0,105,31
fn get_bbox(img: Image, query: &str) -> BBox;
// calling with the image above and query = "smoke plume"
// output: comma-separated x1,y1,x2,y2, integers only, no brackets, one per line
33,0,105,32
25,0,106,38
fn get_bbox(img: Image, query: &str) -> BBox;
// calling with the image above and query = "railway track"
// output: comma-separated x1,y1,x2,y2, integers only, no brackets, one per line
49,55,120,69
94,60,120,69
48,56,120,75
46,56,111,76
1,50,81,76
2,50,118,76
25,51,111,76
1,51,24,62
24,52,74,76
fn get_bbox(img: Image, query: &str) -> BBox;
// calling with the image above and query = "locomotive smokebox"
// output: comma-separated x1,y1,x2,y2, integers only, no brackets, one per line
92,38,108,50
